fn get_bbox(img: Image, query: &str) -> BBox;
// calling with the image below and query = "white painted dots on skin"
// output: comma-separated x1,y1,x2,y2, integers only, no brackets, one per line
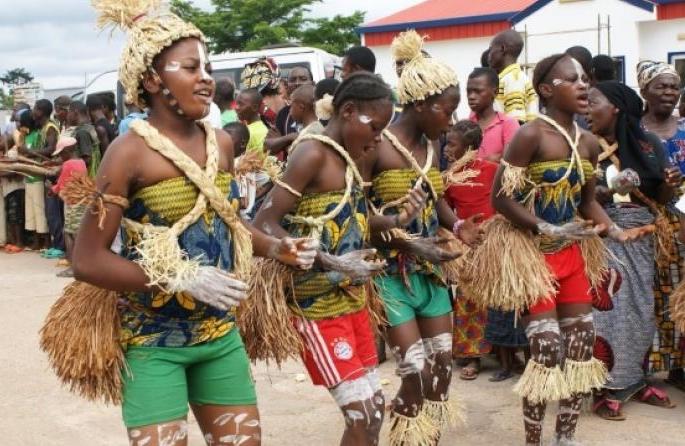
137,437,151,446
129,430,142,438
358,114,372,125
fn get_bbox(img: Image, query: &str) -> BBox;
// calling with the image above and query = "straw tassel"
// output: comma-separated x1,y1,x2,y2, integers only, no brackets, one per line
364,279,388,331
422,398,465,431
563,358,609,395
513,360,571,404
133,229,201,293
436,227,468,285
579,235,610,291
236,258,303,366
671,281,685,333
39,281,125,404
457,216,556,312
388,410,439,446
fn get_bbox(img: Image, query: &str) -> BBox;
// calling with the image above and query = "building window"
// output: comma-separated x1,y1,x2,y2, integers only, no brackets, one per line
613,56,625,84
668,52,685,89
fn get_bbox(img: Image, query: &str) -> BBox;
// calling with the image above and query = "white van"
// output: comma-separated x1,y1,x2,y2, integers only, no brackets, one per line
72,45,340,118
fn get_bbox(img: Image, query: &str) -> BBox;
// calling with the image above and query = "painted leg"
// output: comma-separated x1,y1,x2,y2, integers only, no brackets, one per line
555,306,607,444
192,404,260,446
127,419,189,446
331,374,383,446
386,319,436,446
418,314,459,443
515,311,568,446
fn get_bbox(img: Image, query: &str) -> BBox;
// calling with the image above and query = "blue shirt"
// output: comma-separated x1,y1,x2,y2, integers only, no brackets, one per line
118,112,148,135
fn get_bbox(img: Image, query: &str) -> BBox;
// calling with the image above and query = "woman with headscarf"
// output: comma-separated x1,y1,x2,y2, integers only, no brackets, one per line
588,80,679,420
241,56,285,127
638,61,685,393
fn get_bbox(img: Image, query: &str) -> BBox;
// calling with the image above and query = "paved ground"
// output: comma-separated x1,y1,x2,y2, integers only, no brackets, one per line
2,251,684,445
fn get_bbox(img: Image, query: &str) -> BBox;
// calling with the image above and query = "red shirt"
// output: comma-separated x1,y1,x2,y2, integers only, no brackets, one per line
445,159,498,220
52,159,87,195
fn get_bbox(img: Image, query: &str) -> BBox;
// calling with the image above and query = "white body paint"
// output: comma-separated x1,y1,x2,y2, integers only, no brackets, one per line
330,375,376,407
570,57,588,88
164,61,181,72
197,42,212,80
393,340,426,377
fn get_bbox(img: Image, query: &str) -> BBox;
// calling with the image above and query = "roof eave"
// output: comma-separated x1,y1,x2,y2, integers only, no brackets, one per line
358,12,517,34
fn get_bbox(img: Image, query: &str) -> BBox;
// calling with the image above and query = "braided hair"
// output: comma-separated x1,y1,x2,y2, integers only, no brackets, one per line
330,72,392,114
452,120,483,151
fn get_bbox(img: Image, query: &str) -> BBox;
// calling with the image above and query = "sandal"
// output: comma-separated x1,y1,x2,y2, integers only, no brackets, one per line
6,245,24,254
593,397,626,421
489,369,514,382
459,359,480,381
634,386,676,408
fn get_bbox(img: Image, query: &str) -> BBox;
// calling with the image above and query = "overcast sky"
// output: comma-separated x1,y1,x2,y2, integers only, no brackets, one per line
0,0,421,90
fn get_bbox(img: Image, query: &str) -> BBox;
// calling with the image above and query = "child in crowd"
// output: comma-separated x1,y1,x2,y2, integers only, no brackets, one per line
17,110,49,251
67,100,101,177
488,29,539,124
443,121,493,381
47,136,87,277
465,67,528,382
236,88,268,156
288,84,320,137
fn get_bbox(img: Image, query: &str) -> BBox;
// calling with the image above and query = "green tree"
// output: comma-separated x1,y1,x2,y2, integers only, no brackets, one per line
301,12,364,55
0,89,14,110
171,0,364,55
0,68,34,86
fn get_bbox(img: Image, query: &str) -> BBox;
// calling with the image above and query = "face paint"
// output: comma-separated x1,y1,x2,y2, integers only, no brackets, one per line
571,57,588,88
358,114,372,124
197,42,211,81
164,61,181,72
552,79,564,87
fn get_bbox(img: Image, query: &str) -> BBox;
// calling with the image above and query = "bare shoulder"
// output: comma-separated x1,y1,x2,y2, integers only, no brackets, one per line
213,127,235,171
503,120,542,164
101,130,145,166
287,138,327,169
578,128,600,160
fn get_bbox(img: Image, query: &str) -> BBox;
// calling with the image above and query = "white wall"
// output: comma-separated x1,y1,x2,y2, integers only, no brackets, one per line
513,0,654,88
369,36,491,118
638,18,685,64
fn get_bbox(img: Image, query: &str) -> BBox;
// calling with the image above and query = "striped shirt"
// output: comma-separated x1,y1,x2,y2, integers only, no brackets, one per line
495,63,539,123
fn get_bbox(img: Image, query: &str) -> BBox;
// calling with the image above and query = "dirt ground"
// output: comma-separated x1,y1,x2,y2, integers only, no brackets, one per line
2,252,684,445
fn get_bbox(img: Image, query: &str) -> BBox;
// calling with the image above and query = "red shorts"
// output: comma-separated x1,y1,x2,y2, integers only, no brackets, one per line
293,309,378,388
528,243,592,316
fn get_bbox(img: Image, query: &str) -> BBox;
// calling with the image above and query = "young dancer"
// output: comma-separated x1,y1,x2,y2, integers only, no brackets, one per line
47,2,317,445
491,54,634,445
254,72,393,446
368,30,481,445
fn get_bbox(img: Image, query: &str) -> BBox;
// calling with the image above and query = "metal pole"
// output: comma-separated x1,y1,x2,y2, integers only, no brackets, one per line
607,15,611,56
597,14,601,54
524,24,529,69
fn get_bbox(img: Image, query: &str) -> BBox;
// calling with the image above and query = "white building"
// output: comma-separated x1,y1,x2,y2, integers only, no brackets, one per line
359,0,685,117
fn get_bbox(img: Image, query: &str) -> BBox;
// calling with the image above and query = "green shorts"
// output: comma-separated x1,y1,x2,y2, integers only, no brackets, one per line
376,272,452,327
122,328,257,428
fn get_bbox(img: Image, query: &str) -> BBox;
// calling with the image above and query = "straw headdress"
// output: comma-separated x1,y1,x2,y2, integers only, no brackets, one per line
92,0,205,108
391,30,459,105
